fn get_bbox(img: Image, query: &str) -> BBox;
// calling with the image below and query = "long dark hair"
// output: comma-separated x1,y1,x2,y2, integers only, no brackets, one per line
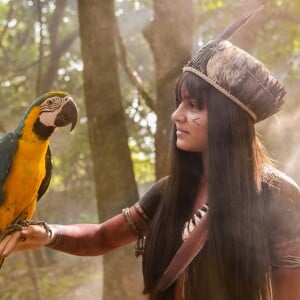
143,72,272,299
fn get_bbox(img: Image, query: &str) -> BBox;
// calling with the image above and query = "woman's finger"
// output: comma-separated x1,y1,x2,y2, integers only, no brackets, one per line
0,231,21,257
3,231,22,255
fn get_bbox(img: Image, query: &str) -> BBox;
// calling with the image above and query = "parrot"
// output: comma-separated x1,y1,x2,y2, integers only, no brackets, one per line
0,91,78,268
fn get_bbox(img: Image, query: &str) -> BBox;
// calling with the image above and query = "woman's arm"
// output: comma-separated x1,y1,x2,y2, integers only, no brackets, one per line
272,245,300,300
0,178,165,259
0,205,147,258
48,217,136,256
48,211,142,256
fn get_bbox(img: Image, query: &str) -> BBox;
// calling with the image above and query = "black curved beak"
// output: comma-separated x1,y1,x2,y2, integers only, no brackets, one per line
54,98,78,131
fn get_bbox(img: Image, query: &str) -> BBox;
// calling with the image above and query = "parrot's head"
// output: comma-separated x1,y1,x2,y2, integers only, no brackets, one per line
16,91,78,140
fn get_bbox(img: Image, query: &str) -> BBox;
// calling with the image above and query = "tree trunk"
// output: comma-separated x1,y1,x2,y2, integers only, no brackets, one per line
77,1,141,299
143,0,194,179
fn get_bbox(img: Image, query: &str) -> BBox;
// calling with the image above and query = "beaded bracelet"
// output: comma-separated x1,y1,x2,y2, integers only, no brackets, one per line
122,207,140,236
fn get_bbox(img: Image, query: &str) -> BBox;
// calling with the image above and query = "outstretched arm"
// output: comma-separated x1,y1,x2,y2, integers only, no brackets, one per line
48,212,140,256
0,205,148,259
0,178,165,260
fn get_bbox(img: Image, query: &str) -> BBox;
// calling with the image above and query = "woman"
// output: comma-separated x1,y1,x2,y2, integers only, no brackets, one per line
1,10,300,300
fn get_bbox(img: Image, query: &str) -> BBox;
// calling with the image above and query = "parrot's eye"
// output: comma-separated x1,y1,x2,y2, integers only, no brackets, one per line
47,99,54,105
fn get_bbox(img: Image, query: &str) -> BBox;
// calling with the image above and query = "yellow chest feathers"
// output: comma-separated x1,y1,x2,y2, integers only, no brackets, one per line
0,106,50,227
7,106,49,192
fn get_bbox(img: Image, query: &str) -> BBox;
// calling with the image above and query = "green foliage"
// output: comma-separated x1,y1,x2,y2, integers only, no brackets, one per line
0,0,80,128
130,137,155,183
199,0,223,11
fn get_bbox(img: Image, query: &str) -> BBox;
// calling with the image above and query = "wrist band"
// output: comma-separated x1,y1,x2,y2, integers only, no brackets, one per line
46,225,62,247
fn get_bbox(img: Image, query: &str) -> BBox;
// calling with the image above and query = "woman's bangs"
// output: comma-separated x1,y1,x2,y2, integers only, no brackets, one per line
176,72,209,109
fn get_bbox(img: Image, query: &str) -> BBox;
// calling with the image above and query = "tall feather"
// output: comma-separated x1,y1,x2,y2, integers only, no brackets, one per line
217,4,264,42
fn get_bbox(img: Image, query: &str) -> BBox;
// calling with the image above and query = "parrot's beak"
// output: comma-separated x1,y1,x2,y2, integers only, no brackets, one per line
54,97,78,131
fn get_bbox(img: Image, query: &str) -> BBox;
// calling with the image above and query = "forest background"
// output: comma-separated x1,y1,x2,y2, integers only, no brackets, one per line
0,0,299,299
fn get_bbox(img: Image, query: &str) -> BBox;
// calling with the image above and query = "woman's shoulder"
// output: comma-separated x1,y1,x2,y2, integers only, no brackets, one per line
138,176,169,219
264,167,300,249
265,167,299,204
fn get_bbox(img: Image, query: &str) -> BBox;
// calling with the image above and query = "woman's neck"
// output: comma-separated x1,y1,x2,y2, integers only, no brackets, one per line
194,176,208,211
201,150,208,180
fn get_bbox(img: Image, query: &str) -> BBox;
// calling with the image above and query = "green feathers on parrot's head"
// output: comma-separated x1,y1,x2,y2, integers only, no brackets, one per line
15,91,78,139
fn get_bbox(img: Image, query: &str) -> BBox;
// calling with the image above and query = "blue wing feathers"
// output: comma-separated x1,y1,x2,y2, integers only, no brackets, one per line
0,133,18,204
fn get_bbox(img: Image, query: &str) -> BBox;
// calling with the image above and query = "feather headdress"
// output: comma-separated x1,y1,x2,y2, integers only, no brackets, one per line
183,5,286,122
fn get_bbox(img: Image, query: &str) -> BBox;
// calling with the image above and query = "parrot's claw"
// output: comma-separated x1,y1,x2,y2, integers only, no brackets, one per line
0,220,51,241
18,220,51,235
0,223,25,241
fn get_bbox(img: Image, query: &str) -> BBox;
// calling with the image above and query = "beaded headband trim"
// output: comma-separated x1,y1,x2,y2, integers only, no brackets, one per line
182,66,258,122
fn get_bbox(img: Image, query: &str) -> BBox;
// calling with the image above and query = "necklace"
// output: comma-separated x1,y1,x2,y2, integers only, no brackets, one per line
182,204,209,241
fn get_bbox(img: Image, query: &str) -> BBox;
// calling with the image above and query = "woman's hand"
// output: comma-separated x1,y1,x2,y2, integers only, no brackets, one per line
0,224,55,259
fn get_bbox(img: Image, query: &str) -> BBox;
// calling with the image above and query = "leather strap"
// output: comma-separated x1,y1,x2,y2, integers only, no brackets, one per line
156,214,209,291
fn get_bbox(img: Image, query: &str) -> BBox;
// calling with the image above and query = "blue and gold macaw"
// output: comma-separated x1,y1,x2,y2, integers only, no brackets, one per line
0,91,78,267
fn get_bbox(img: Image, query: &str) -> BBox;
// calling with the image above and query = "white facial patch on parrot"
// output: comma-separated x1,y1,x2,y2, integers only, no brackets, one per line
39,96,71,127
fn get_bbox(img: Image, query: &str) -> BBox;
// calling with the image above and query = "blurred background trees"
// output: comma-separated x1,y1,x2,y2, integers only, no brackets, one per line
0,0,299,299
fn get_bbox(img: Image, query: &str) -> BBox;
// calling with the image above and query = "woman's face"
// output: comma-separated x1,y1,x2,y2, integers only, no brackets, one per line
171,83,208,153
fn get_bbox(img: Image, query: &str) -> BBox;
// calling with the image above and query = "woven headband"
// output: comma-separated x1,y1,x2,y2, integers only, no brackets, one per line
182,66,258,122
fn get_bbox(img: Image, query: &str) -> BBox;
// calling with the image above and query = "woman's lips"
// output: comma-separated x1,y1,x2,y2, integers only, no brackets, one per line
176,128,189,135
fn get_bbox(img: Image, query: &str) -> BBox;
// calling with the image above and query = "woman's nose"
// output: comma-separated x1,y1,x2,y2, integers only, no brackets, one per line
171,104,186,123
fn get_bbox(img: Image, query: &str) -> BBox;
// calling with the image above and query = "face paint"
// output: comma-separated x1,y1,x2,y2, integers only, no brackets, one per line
193,118,201,126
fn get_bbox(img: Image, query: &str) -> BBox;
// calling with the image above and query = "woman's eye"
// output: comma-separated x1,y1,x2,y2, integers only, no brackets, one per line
189,101,197,109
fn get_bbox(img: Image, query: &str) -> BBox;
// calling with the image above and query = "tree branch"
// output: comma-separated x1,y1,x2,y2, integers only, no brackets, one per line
49,0,67,49
53,30,79,58
36,0,44,94
114,19,156,112
41,30,79,92
0,2,15,48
